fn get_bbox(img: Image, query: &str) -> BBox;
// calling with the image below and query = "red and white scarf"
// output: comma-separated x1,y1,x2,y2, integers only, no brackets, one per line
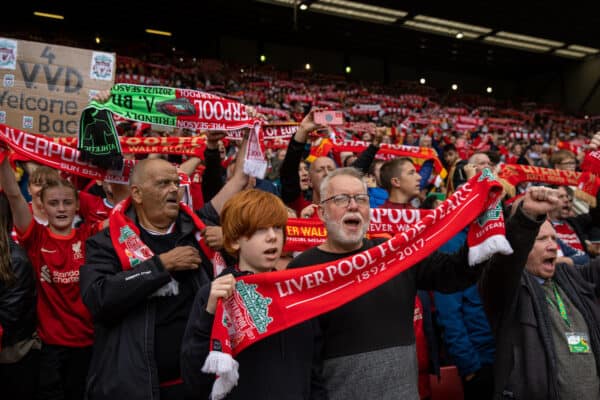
499,163,600,206
109,198,227,286
202,172,511,399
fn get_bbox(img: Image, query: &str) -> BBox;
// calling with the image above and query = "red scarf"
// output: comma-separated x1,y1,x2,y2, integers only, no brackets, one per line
582,151,600,175
51,135,208,157
0,123,132,183
498,163,600,207
202,172,510,399
109,198,226,280
331,139,447,178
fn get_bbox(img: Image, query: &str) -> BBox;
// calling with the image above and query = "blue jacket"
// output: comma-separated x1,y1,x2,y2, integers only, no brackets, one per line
557,237,590,267
434,228,494,376
368,186,388,208
434,285,495,376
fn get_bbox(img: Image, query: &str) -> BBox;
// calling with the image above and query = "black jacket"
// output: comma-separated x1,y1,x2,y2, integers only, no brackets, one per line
181,267,325,400
479,207,600,399
80,206,214,400
0,240,36,349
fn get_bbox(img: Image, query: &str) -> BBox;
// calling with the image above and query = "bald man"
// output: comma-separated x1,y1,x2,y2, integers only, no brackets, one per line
80,155,248,400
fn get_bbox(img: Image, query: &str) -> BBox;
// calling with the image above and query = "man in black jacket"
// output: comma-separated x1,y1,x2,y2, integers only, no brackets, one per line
480,186,600,400
81,151,248,400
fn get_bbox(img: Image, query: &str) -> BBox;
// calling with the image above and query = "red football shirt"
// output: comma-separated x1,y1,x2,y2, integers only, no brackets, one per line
19,221,96,347
78,191,113,224
552,220,584,251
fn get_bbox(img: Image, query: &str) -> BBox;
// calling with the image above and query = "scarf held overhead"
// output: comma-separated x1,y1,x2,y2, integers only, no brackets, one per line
202,170,511,399
0,123,132,183
80,83,267,177
498,163,600,206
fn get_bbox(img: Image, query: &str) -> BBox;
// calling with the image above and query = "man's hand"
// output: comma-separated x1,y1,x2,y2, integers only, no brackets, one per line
300,203,319,219
91,90,111,103
206,274,236,314
463,163,477,180
295,109,327,142
584,240,600,257
159,245,202,271
203,226,224,250
372,126,385,147
521,186,560,219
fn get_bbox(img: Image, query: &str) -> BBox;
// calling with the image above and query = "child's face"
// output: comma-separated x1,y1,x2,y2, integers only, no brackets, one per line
237,227,284,273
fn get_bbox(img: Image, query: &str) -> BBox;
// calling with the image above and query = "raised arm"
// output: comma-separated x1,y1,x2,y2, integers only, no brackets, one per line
0,156,32,233
207,132,249,215
280,109,326,204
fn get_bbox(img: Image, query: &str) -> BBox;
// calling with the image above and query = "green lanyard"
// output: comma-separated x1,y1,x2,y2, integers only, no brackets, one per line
546,282,571,329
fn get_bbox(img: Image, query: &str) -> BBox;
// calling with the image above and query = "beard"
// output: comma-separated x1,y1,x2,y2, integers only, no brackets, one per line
323,211,369,249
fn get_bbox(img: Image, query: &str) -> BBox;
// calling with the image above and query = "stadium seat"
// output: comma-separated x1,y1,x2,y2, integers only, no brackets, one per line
430,365,464,400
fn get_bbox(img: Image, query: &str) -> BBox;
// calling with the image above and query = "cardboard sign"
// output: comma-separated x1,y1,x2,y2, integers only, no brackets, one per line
0,37,115,136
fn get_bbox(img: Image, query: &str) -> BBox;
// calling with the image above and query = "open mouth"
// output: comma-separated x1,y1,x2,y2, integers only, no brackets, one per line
166,197,179,204
343,215,362,229
263,247,279,259
543,257,556,267
55,215,68,220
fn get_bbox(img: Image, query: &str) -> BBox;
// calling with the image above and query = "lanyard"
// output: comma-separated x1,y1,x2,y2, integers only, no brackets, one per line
546,282,571,329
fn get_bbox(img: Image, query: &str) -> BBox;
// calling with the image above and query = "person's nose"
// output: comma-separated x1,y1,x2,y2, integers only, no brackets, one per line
347,197,360,210
265,227,278,241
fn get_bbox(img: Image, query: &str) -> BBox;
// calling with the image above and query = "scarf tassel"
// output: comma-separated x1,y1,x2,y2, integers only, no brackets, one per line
201,351,239,400
468,234,513,266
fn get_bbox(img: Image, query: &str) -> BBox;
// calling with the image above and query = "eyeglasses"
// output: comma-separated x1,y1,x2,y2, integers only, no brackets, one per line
321,194,370,207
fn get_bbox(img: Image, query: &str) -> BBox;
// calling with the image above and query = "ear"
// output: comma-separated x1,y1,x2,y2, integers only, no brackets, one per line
230,238,241,252
316,204,326,223
390,176,401,188
130,185,143,204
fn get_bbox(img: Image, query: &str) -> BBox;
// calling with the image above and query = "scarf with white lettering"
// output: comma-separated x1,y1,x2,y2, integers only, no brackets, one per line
0,123,132,183
202,171,511,399
498,163,600,206
109,197,227,290
81,84,267,177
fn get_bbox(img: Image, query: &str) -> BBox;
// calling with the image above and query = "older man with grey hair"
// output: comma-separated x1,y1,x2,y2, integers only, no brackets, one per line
287,167,553,400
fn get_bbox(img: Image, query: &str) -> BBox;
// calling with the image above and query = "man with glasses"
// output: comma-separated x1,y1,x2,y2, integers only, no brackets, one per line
288,167,494,400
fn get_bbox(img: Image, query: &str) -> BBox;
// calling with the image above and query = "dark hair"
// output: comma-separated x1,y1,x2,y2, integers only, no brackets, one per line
379,157,413,192
486,151,501,165
420,195,439,210
0,192,14,284
443,143,457,153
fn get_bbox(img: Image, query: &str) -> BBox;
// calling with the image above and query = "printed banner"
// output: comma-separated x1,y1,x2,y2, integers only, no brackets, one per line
0,37,115,136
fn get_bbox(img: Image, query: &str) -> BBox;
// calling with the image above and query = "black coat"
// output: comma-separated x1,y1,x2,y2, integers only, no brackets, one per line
480,207,600,400
181,267,325,400
0,240,36,349
80,207,214,400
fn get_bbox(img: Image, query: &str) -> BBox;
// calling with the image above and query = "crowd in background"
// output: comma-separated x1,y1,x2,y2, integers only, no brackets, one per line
0,45,600,400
